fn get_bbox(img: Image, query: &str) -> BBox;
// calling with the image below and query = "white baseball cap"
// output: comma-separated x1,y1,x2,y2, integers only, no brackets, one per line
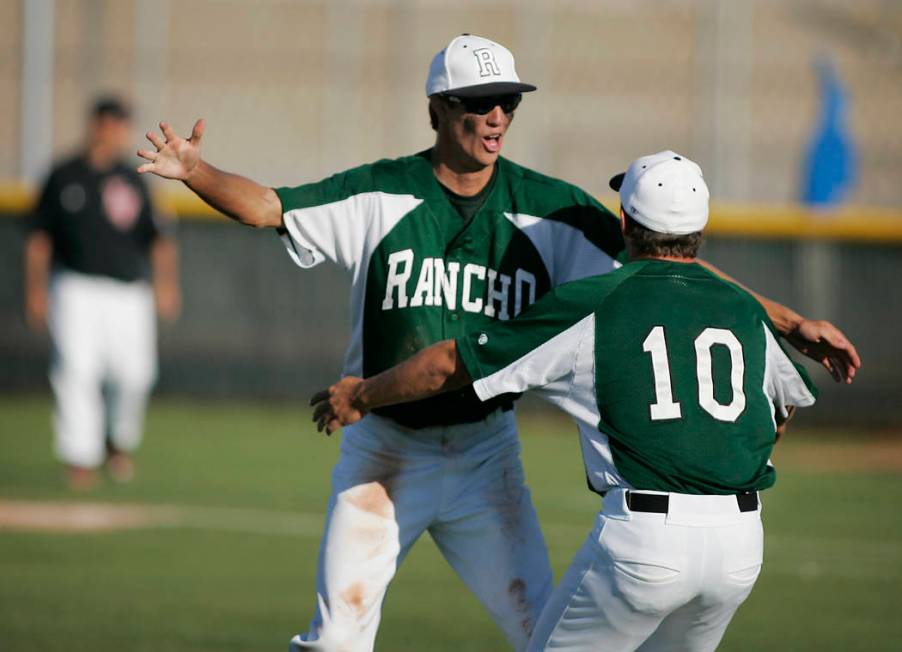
609,151,710,235
426,34,537,97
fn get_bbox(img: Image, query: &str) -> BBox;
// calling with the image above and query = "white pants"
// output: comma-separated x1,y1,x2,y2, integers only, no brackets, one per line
293,411,553,651
529,489,763,652
48,270,157,468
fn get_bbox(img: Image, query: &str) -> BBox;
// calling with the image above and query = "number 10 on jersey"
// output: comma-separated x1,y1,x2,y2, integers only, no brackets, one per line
642,326,746,423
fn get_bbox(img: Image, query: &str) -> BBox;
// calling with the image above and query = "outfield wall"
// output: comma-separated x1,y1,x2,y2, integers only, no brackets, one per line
1,195,899,426
4,1,902,207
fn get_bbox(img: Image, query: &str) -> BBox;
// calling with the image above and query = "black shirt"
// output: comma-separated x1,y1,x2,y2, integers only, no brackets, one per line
439,163,499,223
27,155,163,282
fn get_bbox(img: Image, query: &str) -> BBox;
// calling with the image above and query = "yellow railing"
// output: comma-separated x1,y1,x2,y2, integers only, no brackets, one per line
3,183,901,242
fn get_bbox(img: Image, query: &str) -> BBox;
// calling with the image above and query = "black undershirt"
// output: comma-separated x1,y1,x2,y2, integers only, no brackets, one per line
438,163,498,223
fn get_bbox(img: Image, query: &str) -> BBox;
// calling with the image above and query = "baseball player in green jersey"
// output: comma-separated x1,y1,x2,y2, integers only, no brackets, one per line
313,150,828,651
139,33,857,651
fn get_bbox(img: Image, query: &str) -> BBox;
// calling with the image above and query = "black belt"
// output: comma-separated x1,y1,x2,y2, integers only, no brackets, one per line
626,491,758,513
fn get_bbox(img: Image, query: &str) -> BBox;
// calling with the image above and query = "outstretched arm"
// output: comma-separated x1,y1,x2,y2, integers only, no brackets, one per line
137,120,283,229
697,259,860,384
310,340,470,434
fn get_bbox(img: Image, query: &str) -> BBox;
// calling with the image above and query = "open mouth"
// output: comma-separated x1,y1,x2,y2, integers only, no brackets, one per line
482,134,502,153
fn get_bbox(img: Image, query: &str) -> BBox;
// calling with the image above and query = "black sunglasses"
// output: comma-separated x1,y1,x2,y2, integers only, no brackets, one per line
443,93,522,115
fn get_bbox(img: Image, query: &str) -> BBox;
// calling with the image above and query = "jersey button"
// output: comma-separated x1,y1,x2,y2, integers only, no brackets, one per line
450,313,459,321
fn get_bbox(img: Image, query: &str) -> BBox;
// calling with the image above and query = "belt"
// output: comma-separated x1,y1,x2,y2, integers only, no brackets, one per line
626,491,759,513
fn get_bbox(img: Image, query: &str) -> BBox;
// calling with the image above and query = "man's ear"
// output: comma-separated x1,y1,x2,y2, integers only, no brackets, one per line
619,207,627,235
429,96,446,123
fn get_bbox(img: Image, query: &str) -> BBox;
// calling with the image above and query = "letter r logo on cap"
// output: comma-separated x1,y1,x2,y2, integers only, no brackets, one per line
473,48,501,77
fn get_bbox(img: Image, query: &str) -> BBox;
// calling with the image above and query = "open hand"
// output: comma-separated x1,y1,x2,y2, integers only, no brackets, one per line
785,319,861,384
310,377,367,435
137,119,205,181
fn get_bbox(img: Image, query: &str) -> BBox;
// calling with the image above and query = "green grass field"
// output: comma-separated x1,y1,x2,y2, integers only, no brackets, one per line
1,396,900,651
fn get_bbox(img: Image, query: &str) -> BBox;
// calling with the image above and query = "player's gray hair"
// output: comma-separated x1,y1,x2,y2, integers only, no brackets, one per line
623,213,703,259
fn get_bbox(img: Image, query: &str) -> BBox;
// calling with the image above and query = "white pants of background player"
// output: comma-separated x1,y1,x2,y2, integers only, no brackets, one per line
291,410,553,652
528,488,763,651
48,270,157,468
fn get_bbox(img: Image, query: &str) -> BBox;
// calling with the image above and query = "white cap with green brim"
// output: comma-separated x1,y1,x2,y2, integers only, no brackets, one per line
609,151,710,235
426,34,537,97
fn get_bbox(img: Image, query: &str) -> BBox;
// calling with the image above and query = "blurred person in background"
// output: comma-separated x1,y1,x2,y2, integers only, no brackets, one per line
137,34,857,652
23,96,180,490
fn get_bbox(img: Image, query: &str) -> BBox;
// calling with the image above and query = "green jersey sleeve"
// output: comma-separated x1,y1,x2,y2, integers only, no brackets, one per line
274,164,422,270
761,320,818,420
275,164,377,213
457,268,640,402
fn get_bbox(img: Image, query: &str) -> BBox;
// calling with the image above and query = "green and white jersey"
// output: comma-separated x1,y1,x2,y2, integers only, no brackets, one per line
275,151,624,428
457,260,818,494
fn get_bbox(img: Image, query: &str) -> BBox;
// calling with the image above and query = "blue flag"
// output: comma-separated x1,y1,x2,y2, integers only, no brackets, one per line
801,57,857,207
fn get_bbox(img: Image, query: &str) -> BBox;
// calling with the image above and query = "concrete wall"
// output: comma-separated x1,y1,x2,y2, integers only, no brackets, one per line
4,0,902,206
